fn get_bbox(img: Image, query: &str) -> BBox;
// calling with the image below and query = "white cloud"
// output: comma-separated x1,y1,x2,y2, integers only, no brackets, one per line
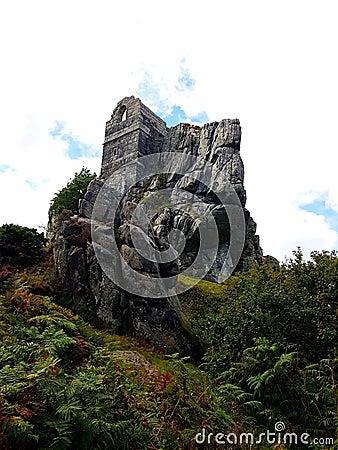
0,0,337,260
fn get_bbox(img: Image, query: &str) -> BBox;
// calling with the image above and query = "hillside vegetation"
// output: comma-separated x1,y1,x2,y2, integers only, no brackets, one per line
0,223,337,449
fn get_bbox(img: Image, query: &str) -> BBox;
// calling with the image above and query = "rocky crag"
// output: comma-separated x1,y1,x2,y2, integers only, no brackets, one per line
53,96,263,357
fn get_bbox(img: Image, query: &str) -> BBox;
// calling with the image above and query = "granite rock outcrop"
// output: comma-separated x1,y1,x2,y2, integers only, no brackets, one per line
53,96,263,357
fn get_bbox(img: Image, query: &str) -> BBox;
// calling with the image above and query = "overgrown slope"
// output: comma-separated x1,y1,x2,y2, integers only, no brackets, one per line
0,248,337,449
0,261,231,449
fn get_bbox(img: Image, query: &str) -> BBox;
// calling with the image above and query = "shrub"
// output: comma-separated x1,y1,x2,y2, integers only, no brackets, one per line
0,224,46,269
49,167,96,217
181,249,338,372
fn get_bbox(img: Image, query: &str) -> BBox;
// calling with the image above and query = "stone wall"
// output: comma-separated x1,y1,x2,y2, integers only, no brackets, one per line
101,96,167,178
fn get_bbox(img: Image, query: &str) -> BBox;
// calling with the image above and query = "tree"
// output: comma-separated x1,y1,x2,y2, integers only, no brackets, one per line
49,167,96,216
0,223,46,268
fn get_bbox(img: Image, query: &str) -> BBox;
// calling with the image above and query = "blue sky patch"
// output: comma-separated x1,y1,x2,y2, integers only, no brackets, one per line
300,199,338,232
161,105,209,127
0,164,15,173
162,106,188,127
176,67,195,91
50,121,100,160
49,121,64,138
190,111,209,123
26,179,37,190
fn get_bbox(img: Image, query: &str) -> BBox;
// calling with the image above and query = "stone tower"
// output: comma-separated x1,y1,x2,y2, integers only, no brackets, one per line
101,96,167,178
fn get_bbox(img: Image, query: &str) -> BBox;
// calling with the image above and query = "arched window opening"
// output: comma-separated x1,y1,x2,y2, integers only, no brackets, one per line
113,105,127,124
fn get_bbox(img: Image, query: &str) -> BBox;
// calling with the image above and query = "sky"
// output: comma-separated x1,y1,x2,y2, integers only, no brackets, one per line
0,0,337,262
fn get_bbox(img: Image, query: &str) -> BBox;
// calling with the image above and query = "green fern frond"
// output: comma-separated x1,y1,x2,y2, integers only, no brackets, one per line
28,313,77,330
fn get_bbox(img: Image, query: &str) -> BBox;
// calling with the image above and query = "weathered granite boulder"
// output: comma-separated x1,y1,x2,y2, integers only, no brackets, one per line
52,96,264,358
53,215,201,358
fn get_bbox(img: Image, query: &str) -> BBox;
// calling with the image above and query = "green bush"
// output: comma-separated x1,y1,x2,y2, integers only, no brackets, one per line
0,224,46,269
181,249,338,371
49,167,96,217
179,249,338,443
